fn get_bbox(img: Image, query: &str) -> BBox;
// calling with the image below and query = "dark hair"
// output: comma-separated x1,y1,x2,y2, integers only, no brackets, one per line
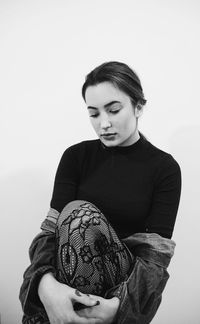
82,61,147,107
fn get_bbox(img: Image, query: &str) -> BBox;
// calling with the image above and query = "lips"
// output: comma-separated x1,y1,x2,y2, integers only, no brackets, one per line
101,133,117,140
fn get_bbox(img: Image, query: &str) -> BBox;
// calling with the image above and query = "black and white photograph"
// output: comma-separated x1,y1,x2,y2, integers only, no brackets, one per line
0,1,199,323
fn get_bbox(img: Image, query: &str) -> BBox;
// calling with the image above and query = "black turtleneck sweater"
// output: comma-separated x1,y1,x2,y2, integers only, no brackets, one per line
50,133,181,239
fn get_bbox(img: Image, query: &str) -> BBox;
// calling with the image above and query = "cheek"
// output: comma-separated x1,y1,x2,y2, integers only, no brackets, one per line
119,115,135,130
90,118,98,130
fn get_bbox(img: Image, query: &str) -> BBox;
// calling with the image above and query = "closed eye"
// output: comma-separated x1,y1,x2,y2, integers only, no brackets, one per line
89,114,99,118
89,109,120,118
110,110,120,114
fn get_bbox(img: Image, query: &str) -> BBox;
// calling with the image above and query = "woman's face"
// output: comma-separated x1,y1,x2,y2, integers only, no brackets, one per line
85,81,143,147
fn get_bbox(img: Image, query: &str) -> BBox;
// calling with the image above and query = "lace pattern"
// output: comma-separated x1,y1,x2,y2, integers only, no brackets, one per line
56,200,133,296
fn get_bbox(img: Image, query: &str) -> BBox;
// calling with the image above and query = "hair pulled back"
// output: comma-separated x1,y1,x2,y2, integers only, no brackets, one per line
82,61,147,107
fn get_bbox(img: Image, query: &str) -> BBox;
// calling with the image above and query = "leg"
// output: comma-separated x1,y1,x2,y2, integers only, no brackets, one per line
55,200,134,297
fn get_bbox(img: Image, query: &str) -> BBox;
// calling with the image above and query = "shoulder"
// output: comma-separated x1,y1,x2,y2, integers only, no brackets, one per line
60,139,99,159
146,140,181,184
64,139,99,152
146,139,181,170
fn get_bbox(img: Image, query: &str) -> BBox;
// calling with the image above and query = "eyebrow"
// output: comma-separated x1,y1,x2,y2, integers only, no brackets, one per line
87,100,121,110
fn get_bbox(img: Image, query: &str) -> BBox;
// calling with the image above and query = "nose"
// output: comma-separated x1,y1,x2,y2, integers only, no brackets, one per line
100,113,112,129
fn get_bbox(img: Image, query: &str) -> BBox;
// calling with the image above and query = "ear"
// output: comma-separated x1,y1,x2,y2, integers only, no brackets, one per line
135,103,144,118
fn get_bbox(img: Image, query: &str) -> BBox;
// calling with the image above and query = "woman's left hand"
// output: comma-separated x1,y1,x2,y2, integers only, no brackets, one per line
76,295,120,324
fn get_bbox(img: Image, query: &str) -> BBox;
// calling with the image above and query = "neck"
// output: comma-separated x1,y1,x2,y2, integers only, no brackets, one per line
118,129,140,147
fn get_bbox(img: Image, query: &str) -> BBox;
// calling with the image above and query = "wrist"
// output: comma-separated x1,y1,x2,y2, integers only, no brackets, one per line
38,272,56,301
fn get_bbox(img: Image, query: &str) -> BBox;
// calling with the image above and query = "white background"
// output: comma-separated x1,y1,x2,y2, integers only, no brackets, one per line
0,0,200,323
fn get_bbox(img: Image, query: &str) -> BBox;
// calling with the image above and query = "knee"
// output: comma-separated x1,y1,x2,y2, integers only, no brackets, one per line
62,200,91,213
56,200,100,228
56,199,106,234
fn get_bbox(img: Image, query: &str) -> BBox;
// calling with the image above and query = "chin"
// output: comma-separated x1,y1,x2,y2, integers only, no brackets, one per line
101,138,120,147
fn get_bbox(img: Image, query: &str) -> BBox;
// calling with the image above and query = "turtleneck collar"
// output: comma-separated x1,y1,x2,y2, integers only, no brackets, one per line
99,132,147,153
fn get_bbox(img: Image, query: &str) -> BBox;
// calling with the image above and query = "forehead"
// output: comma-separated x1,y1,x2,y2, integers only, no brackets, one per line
85,81,129,106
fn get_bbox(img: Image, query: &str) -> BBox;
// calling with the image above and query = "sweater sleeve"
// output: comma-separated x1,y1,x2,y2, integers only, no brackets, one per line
50,144,80,212
145,154,182,239
19,145,80,316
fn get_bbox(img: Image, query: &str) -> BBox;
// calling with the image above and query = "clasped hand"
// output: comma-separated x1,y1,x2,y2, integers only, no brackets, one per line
76,293,120,324
38,272,119,324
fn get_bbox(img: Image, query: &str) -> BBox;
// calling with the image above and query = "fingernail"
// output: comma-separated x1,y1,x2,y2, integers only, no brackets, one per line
75,289,82,297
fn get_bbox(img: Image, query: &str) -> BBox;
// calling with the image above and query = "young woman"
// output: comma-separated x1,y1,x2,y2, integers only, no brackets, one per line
19,61,182,324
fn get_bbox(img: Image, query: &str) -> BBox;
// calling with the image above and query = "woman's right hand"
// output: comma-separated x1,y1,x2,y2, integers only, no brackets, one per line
38,272,100,324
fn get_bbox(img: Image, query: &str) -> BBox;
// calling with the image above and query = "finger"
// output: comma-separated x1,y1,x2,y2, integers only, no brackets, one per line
76,307,93,318
73,289,100,307
76,309,85,317
74,289,93,299
73,313,101,324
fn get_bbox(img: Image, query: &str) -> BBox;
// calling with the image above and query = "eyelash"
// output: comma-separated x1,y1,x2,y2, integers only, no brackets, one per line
90,110,120,118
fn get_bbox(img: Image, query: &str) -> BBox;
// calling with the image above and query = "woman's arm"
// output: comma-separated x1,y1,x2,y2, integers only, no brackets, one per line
38,273,101,324
80,154,182,324
105,155,181,324
19,145,81,317
145,154,182,239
